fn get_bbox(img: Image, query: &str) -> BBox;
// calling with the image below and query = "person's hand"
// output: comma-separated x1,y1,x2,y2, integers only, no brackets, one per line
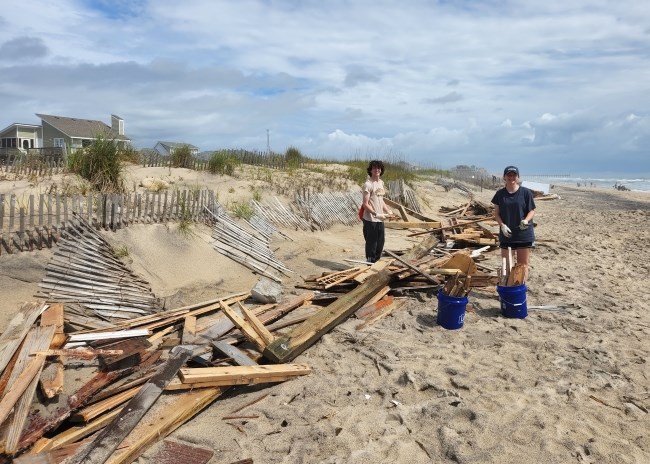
500,223,512,238
375,213,388,220
519,219,529,230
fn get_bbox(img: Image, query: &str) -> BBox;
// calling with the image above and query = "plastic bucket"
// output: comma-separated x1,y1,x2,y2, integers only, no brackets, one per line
497,284,528,319
436,290,468,330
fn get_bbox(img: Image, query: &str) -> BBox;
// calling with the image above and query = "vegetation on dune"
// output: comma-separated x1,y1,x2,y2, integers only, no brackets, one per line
208,150,240,176
67,134,129,192
171,145,193,168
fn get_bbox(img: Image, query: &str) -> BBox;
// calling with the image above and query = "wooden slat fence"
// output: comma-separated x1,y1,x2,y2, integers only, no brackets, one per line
0,153,66,177
0,189,216,255
141,149,305,171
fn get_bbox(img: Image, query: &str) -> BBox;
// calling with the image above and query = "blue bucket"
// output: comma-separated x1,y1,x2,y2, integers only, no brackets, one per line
436,290,468,330
497,284,528,319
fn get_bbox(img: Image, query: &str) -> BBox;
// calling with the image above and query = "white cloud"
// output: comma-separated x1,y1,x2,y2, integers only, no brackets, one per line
0,0,649,175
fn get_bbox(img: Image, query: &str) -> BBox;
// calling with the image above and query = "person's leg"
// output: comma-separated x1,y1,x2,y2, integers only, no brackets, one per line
374,223,385,261
363,220,378,262
516,247,532,281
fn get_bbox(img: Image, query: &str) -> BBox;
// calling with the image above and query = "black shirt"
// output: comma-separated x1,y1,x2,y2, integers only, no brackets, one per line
491,186,536,244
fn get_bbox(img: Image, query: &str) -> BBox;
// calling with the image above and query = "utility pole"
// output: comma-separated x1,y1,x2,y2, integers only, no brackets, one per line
266,129,270,154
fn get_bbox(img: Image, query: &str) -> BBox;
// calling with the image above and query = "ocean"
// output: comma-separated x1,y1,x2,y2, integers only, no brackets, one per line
524,175,650,193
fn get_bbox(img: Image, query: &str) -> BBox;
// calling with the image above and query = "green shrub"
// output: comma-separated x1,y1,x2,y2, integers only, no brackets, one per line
67,134,125,192
171,145,193,168
285,146,303,169
208,150,239,175
232,201,253,220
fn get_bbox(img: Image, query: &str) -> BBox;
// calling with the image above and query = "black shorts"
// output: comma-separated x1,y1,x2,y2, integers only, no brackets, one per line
500,242,534,250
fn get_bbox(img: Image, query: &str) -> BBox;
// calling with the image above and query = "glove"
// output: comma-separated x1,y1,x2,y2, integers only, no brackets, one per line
519,219,529,230
500,223,512,238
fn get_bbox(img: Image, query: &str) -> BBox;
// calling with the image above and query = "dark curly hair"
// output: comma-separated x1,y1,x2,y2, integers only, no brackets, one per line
367,160,385,176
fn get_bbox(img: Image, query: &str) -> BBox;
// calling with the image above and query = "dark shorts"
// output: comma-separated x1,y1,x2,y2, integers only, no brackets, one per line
500,242,534,250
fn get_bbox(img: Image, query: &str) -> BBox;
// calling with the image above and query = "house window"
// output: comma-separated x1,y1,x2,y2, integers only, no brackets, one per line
54,138,64,147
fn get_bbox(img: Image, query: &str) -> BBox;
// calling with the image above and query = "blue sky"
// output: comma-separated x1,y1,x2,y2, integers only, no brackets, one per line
1,0,649,176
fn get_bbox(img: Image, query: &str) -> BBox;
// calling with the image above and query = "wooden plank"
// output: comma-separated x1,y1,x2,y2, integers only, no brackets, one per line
0,354,47,425
103,388,223,464
2,325,56,454
219,301,268,352
237,301,275,346
384,221,441,230
178,363,311,384
182,315,197,343
68,347,192,464
40,303,66,399
211,341,259,367
383,197,438,222
506,263,527,286
71,385,142,423
15,350,162,453
356,297,402,330
27,408,123,455
263,269,392,363
354,260,390,283
0,302,46,377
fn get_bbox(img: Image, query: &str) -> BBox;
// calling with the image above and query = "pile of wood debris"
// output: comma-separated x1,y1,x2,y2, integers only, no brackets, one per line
0,199,506,463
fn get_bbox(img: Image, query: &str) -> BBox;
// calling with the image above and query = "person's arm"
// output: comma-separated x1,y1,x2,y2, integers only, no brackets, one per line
362,190,376,216
493,203,512,237
494,204,504,226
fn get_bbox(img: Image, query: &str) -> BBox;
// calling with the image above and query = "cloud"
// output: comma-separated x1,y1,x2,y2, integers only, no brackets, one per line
0,0,649,176
423,92,463,105
0,37,48,60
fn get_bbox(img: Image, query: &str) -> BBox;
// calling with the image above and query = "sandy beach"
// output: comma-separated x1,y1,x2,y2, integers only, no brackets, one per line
1,166,649,463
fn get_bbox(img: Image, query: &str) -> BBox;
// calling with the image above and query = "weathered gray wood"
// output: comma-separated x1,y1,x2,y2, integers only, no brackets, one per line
211,341,258,366
68,347,192,464
0,302,46,377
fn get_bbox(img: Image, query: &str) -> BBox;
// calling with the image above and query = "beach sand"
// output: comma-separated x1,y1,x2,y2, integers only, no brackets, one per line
1,166,649,463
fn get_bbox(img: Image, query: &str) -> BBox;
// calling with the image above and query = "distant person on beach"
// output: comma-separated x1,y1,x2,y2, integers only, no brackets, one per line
361,160,395,263
492,166,536,280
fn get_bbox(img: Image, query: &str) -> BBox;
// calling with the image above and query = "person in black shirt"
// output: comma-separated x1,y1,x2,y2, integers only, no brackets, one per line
491,166,536,280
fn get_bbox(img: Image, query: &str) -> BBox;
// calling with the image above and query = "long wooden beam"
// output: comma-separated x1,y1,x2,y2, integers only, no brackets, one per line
263,269,391,363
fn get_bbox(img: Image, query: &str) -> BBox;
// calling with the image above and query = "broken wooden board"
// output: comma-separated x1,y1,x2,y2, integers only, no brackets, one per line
384,221,442,230
15,350,162,454
103,388,223,464
441,252,477,275
263,270,392,363
150,439,214,464
0,302,46,377
506,263,527,286
68,347,192,464
1,325,56,455
383,198,439,222
39,303,66,399
354,260,391,283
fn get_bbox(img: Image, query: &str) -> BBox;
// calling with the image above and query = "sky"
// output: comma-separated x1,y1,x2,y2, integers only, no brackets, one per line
1,0,649,176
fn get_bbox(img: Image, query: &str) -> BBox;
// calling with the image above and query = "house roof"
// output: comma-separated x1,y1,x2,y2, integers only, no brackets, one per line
156,141,199,150
0,123,42,134
36,114,130,141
